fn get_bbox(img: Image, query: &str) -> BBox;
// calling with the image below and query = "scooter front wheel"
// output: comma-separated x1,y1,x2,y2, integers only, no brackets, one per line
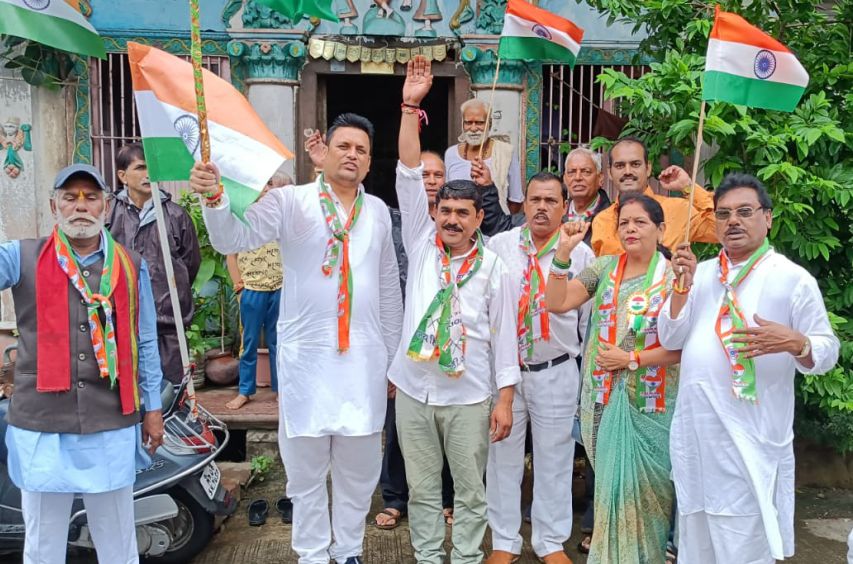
142,486,215,564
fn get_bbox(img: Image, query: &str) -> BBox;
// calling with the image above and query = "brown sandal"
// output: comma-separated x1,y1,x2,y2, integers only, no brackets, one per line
374,508,403,530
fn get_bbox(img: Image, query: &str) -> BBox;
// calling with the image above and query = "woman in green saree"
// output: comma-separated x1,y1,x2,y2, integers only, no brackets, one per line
545,192,682,563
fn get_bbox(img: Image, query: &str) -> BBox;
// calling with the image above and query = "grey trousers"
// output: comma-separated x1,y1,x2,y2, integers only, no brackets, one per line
396,390,491,564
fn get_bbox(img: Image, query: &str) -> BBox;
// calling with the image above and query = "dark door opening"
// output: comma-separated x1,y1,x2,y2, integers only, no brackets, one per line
324,73,450,209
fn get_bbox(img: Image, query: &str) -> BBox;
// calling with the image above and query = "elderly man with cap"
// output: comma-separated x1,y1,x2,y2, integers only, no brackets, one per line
0,164,165,564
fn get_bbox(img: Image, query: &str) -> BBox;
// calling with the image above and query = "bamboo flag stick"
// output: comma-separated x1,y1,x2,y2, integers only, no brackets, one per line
190,0,211,165
677,99,707,290
477,55,503,162
683,100,707,244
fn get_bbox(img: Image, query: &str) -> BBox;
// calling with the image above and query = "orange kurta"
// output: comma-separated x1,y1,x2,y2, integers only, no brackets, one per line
590,186,717,256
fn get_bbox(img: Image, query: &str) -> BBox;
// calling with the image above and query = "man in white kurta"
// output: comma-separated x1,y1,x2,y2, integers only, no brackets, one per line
658,173,839,564
485,172,595,564
191,114,403,564
392,57,521,564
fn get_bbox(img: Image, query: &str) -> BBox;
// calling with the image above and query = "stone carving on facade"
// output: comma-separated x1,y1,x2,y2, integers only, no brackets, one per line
228,41,308,83
1,118,32,179
449,0,475,30
336,0,360,34
412,0,442,37
476,0,507,34
460,46,524,89
363,0,406,36
242,0,293,28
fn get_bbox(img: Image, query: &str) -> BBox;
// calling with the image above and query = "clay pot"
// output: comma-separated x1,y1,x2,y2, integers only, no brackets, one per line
204,350,238,386
256,348,271,388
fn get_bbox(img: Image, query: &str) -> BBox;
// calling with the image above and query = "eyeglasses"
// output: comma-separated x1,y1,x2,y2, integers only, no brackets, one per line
714,206,767,221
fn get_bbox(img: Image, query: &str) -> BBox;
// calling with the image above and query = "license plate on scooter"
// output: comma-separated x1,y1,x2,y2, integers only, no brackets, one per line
200,462,221,500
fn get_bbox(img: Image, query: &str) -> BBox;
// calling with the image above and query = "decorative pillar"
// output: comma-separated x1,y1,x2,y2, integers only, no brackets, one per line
460,46,526,173
228,40,307,179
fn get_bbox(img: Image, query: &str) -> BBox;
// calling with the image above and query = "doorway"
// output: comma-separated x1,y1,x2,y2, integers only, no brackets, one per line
323,73,450,208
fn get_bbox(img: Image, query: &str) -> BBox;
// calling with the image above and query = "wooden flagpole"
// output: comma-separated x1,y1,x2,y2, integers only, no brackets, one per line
477,55,503,161
683,100,707,244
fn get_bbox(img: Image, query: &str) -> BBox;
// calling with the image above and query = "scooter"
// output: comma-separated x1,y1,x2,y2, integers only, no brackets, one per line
0,344,237,563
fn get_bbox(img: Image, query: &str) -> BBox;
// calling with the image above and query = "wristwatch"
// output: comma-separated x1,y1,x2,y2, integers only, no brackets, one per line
628,351,640,371
795,337,812,359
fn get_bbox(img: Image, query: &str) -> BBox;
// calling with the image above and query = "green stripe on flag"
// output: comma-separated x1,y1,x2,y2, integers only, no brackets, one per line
140,136,260,219
498,36,577,66
703,70,806,112
140,137,196,181
0,2,105,59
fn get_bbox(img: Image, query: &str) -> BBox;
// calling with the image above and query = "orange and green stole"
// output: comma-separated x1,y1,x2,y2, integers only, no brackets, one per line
318,176,364,353
517,225,559,362
407,233,483,377
36,227,140,415
716,238,771,403
588,252,668,413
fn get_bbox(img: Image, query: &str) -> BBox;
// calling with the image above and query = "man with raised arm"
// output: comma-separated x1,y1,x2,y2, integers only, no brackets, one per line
189,115,403,564
391,56,520,564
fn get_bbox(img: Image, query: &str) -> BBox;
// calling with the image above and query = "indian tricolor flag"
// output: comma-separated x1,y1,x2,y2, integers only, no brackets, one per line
703,7,809,112
128,42,293,218
0,0,105,59
498,0,583,67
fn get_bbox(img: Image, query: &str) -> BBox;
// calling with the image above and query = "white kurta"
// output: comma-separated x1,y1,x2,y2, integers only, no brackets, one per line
658,250,839,560
203,180,403,437
389,161,521,406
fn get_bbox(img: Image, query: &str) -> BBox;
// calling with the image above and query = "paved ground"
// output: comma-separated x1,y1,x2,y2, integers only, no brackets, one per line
188,458,853,564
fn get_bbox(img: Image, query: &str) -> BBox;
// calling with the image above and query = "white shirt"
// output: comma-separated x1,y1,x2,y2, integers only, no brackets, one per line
658,250,839,559
389,161,521,406
202,179,403,437
444,144,524,204
486,227,595,364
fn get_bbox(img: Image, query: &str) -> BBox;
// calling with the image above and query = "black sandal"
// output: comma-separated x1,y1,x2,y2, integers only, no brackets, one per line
276,496,293,524
248,499,269,526
577,534,592,555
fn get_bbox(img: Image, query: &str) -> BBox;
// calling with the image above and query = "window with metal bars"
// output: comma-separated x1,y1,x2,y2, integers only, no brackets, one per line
540,63,647,191
89,52,229,194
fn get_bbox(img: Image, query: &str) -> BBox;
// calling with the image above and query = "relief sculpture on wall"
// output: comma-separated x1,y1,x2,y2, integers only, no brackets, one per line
1,118,32,179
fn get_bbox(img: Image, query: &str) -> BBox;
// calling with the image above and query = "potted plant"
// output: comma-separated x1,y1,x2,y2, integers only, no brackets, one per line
179,193,240,386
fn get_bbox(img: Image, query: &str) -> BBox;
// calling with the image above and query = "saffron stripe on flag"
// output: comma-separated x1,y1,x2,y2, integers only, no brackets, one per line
505,0,583,44
710,9,791,53
702,71,806,113
0,0,105,59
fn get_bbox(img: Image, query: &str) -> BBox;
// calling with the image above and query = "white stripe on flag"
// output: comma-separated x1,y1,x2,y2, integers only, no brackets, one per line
1,0,98,33
135,90,285,190
705,38,809,87
502,13,580,57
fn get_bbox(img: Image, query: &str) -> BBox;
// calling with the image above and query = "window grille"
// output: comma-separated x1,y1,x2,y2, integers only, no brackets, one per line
90,52,229,195
540,63,647,191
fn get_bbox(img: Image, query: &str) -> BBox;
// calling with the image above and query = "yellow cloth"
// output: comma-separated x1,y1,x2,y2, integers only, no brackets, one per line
590,185,717,256
237,242,282,291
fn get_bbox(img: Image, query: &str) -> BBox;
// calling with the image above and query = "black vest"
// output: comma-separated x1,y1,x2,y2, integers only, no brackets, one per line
8,238,143,434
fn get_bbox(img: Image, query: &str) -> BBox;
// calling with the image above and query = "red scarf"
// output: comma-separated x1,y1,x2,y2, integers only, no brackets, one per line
35,230,140,415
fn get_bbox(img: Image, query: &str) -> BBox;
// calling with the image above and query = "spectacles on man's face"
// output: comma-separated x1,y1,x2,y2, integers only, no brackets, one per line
714,206,767,221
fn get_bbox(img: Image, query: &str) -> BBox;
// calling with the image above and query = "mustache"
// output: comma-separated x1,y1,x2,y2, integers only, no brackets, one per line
442,224,463,233
65,213,98,223
619,175,638,182
533,212,548,220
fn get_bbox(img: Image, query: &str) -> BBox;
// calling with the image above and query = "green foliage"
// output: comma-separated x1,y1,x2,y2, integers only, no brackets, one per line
0,37,77,89
178,193,238,358
250,455,274,483
584,0,853,452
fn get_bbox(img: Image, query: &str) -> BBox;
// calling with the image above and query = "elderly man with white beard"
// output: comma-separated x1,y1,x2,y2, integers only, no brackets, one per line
0,164,165,564
444,98,524,215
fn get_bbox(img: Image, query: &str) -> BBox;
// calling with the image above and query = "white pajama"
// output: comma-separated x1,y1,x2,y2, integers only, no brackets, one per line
21,485,138,564
678,511,774,564
279,432,382,564
486,360,579,557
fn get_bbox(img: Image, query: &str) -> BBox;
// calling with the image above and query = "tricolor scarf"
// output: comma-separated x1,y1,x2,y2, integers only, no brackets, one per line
567,194,600,222
517,225,560,362
318,175,364,353
716,239,771,403
588,252,668,413
407,233,484,377
36,227,140,415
